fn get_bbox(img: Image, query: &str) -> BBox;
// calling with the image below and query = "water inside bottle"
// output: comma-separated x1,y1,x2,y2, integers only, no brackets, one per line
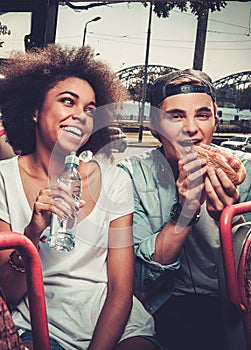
48,178,81,251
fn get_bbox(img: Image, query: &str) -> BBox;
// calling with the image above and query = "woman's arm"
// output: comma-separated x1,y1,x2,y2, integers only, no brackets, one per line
0,135,15,160
88,214,134,350
0,183,81,306
0,220,28,305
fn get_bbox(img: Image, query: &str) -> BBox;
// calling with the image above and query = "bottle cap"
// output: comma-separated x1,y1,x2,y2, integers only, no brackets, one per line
65,151,79,166
79,150,93,163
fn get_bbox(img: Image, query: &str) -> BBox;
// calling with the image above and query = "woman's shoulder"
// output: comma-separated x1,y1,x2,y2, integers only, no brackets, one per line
0,156,18,173
97,158,131,184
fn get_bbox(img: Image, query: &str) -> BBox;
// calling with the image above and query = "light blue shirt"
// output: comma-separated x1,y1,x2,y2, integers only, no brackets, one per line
119,146,251,314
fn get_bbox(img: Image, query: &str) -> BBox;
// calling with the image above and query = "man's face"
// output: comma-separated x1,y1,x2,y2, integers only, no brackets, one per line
151,92,217,160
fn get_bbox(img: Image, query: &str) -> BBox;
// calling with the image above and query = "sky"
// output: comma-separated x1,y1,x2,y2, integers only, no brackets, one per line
0,1,251,82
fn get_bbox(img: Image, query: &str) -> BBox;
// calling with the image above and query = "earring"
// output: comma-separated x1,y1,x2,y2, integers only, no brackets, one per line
33,115,38,123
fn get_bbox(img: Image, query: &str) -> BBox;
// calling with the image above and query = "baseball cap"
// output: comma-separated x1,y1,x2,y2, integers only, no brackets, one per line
150,68,216,107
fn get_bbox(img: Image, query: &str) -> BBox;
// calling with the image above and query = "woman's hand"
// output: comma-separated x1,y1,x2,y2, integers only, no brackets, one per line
204,166,240,221
176,151,207,218
25,183,83,244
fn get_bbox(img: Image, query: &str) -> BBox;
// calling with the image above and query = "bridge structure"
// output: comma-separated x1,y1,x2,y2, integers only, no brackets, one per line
116,65,251,108
214,71,251,107
117,64,179,89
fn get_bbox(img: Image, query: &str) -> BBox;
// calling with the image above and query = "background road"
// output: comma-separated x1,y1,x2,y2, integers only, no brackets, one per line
112,130,158,162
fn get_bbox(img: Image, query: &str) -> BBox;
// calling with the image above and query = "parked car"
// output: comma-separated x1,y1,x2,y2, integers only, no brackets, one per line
242,143,251,153
220,135,251,151
109,127,128,153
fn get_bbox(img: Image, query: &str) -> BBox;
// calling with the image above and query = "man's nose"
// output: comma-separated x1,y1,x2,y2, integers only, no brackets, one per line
183,118,198,134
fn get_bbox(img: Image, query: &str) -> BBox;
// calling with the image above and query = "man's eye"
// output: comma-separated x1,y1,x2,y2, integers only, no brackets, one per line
196,114,210,120
169,114,183,121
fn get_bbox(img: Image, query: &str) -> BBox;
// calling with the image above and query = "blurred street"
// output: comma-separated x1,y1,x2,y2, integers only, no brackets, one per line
112,130,160,162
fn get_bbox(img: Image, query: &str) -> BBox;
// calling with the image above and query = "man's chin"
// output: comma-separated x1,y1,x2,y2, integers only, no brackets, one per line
176,144,193,155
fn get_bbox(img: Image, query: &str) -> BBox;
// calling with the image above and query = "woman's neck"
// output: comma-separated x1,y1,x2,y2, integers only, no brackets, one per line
21,148,66,182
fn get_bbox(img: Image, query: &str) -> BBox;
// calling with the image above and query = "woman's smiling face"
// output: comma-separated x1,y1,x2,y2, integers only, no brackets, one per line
35,77,96,154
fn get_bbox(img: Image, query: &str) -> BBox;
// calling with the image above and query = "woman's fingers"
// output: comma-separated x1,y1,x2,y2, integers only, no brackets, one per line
35,185,80,219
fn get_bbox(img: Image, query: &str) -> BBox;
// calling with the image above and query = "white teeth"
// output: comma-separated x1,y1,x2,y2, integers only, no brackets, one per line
63,126,82,137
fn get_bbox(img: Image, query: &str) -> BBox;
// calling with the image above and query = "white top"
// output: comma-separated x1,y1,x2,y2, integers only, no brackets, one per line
0,156,155,350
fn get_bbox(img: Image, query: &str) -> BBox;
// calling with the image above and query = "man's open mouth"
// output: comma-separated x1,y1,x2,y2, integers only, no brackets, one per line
178,139,202,147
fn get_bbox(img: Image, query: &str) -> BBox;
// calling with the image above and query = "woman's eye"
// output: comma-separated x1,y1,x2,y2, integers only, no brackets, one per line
60,97,74,106
84,108,96,117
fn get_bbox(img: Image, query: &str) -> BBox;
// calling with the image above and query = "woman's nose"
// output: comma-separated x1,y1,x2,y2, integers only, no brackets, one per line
71,109,87,123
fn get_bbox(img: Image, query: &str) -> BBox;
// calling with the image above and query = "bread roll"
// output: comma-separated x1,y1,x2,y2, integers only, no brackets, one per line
194,144,246,185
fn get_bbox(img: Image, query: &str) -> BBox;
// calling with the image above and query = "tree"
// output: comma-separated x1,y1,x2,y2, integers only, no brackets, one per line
65,1,227,71
0,22,11,48
152,1,227,70
127,66,175,104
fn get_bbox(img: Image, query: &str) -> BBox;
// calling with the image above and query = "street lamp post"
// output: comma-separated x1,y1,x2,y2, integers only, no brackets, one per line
138,2,153,143
82,16,101,46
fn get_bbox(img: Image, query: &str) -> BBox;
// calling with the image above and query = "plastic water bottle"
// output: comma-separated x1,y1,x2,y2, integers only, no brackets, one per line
48,151,82,251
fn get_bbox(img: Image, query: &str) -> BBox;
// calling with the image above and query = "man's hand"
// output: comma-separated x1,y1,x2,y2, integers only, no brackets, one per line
205,166,240,221
176,151,207,218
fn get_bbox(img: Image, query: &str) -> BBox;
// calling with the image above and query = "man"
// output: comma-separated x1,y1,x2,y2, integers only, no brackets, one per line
119,69,251,350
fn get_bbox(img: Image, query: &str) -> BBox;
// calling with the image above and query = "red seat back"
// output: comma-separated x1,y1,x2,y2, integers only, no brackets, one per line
220,202,251,350
0,232,50,350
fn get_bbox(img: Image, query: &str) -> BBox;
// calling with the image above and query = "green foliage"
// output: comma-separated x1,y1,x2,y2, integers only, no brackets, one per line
127,66,175,103
153,2,187,18
152,1,227,18
0,22,11,36
0,22,11,48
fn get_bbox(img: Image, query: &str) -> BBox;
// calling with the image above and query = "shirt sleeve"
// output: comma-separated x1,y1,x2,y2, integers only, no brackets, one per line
104,164,134,221
118,159,180,294
238,155,251,221
0,171,10,224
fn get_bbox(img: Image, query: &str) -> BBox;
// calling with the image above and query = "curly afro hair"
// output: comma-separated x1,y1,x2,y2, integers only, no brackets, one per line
0,44,129,155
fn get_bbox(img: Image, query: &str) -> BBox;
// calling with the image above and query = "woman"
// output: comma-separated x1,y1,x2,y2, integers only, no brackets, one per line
0,44,159,350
